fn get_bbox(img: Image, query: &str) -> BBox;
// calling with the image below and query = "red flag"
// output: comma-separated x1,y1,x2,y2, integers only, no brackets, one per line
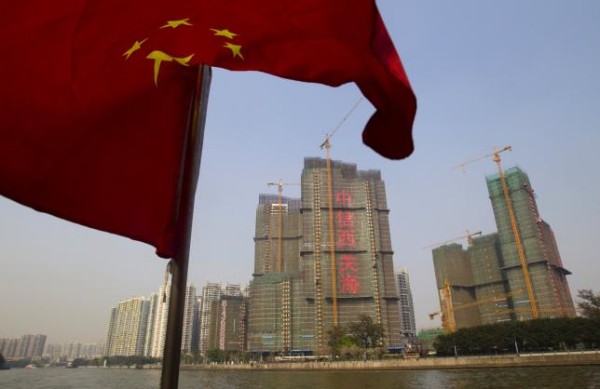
0,1,416,258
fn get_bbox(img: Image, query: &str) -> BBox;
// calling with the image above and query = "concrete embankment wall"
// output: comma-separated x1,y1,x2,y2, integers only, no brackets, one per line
182,352,600,371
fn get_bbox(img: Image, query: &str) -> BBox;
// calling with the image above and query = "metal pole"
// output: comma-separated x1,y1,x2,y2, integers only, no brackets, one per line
160,65,212,389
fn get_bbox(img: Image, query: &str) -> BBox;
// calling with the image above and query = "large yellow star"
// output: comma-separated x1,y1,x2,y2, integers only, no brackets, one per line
146,50,194,86
210,28,237,39
123,38,147,60
161,18,192,29
224,42,244,60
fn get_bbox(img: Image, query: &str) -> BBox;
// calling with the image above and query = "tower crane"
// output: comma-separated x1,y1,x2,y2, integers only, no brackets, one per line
267,180,299,273
430,288,524,333
319,97,363,327
425,231,481,333
454,145,539,319
494,306,569,318
423,230,482,250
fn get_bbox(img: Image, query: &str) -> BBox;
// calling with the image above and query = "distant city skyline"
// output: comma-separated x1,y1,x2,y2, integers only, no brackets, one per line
2,0,599,344
101,281,244,358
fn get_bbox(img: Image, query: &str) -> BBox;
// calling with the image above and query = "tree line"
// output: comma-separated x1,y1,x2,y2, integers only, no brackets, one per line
434,318,600,356
434,289,600,356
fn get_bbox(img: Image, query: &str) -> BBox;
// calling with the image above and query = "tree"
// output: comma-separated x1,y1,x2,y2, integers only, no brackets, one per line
206,349,226,363
433,317,600,356
0,353,5,369
327,325,345,350
347,314,385,350
577,289,600,320
326,326,357,357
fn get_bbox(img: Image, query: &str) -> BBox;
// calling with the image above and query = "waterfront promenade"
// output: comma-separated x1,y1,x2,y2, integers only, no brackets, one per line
180,351,600,371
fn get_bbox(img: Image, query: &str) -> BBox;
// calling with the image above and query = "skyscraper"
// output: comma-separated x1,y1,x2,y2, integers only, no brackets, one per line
103,307,118,356
105,297,149,357
143,293,159,357
148,284,170,358
247,194,302,354
197,283,244,355
181,284,197,354
433,234,511,330
205,292,245,354
0,335,46,359
432,166,575,331
147,282,197,357
103,282,197,358
395,267,417,338
486,167,575,320
247,158,402,354
199,283,221,356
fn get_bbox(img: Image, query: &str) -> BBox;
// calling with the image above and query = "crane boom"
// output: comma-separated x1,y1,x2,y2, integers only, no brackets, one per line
431,288,524,332
423,230,482,249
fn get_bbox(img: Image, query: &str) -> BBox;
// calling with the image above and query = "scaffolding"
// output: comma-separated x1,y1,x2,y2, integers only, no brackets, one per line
487,167,575,319
431,165,576,331
247,157,403,355
301,158,402,349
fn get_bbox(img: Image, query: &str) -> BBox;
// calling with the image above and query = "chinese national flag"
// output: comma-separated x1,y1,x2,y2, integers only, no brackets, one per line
0,1,416,258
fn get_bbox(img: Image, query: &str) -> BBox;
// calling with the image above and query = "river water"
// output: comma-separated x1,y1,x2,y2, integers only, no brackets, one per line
1,366,599,388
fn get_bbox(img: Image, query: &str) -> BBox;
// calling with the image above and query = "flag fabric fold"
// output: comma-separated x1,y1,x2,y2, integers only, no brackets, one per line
0,0,416,258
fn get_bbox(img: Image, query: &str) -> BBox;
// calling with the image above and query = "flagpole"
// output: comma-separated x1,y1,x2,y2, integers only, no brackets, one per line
160,64,212,389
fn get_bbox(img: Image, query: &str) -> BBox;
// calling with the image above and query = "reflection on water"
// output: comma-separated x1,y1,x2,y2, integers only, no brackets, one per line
1,365,599,389
186,368,600,389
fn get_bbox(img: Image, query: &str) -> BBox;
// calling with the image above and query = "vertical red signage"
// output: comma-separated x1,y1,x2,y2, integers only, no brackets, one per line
335,190,359,295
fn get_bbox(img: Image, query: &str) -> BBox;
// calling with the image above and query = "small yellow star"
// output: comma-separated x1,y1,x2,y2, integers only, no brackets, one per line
210,28,238,39
224,42,244,60
161,18,192,29
123,38,147,60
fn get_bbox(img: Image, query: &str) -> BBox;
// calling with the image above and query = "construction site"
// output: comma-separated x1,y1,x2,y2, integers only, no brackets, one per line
246,157,403,355
431,146,576,332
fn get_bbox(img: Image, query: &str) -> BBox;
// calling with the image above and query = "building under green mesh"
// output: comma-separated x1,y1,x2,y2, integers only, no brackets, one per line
487,167,575,320
432,166,575,331
247,158,402,354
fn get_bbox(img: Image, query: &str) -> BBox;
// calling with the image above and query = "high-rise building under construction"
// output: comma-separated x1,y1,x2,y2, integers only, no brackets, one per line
487,167,575,320
395,267,417,339
247,158,402,354
432,166,575,331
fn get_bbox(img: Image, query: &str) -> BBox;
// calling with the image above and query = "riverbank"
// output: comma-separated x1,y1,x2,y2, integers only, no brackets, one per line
179,351,600,371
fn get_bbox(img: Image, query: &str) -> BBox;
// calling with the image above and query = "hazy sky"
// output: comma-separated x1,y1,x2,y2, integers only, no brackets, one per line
1,0,599,344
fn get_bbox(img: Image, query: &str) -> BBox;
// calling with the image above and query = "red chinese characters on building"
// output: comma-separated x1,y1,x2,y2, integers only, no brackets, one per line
335,190,360,295
335,191,353,207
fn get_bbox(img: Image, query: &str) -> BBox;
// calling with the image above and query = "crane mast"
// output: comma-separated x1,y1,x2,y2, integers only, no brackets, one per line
492,149,539,319
440,280,456,333
267,180,298,273
319,137,339,326
317,97,363,327
456,145,539,319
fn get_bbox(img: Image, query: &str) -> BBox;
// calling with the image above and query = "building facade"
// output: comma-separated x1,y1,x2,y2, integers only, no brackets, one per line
105,297,149,357
247,158,402,354
103,283,197,358
432,166,576,331
487,167,575,320
0,334,46,359
395,267,417,339
199,283,222,356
